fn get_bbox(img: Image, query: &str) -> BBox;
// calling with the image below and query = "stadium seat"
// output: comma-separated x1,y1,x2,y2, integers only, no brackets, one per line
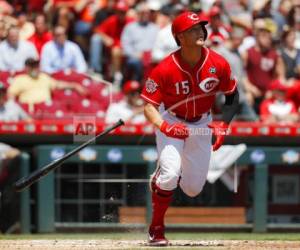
52,89,85,109
71,99,106,120
34,100,71,119
0,71,13,88
88,84,111,109
51,70,91,85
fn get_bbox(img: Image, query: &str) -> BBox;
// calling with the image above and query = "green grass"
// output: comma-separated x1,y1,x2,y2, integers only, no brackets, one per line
0,232,299,241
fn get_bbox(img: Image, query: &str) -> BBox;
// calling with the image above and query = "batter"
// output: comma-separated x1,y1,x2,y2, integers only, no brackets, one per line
141,11,239,246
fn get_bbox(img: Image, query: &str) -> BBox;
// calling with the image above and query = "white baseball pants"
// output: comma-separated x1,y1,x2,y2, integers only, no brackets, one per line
154,111,212,197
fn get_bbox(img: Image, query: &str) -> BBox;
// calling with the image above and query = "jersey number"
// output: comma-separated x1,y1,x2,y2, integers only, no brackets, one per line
175,81,190,95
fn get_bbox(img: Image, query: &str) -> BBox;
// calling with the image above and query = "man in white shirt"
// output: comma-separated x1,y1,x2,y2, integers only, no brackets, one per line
41,25,87,74
0,26,38,72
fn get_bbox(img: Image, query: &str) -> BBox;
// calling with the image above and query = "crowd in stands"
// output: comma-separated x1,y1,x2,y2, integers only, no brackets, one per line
0,0,299,124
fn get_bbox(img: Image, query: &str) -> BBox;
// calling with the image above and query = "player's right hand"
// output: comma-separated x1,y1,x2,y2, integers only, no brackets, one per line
160,121,189,139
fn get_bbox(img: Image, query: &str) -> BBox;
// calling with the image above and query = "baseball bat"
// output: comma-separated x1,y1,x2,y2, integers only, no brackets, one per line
13,119,125,192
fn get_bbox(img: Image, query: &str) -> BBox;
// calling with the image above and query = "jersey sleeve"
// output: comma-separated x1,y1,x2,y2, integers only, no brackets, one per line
141,66,162,106
219,59,237,95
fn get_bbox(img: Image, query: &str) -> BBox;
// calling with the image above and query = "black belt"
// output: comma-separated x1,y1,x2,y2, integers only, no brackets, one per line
175,112,210,122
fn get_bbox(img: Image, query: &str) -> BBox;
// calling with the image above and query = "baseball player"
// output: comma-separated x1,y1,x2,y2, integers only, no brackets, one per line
141,12,239,246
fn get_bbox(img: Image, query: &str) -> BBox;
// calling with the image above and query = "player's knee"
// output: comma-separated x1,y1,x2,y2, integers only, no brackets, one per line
182,183,205,197
184,188,201,197
158,171,180,191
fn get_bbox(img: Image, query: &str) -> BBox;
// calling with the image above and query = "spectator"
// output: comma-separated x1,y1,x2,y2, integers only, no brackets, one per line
121,2,159,82
280,27,300,80
16,12,35,40
90,1,133,82
0,82,30,122
287,3,300,49
105,80,145,124
260,79,298,123
151,5,183,63
40,25,88,74
206,6,231,43
241,18,285,112
287,79,300,111
229,26,247,56
0,0,13,15
273,0,292,36
0,20,7,41
74,0,103,45
253,0,272,19
222,0,252,31
0,26,38,72
209,34,258,121
8,58,87,105
92,0,116,29
27,0,45,14
51,6,75,39
28,14,53,55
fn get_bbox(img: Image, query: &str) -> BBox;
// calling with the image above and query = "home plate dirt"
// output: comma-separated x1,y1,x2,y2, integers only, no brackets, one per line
1,240,300,249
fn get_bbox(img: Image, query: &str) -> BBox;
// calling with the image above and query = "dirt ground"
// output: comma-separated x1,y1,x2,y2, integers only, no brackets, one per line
0,240,300,250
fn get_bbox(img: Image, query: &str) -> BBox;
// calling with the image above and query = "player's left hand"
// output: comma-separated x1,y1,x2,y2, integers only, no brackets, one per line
208,121,229,151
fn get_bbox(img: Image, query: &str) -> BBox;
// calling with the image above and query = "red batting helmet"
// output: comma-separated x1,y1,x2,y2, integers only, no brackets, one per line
171,11,208,45
123,80,141,94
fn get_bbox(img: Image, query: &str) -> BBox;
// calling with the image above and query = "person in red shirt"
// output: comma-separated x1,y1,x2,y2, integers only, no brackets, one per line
206,6,231,43
89,1,133,83
242,18,285,113
28,14,53,55
141,11,239,246
260,79,298,123
287,79,300,111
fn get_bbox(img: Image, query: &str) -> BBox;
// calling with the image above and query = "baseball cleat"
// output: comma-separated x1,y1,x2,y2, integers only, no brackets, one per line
148,225,168,246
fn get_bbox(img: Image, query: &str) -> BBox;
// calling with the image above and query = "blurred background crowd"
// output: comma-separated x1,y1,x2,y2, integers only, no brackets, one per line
0,0,299,124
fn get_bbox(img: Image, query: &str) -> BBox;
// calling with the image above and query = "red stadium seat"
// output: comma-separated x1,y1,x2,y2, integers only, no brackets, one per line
0,71,13,88
19,102,36,115
35,100,70,119
52,89,85,109
51,70,91,85
88,84,110,109
71,99,106,120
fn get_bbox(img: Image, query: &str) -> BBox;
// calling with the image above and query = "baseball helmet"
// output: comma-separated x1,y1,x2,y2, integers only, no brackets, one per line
123,80,141,95
171,11,208,45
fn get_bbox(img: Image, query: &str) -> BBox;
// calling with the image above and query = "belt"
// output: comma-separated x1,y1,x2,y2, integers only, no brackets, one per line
175,112,210,122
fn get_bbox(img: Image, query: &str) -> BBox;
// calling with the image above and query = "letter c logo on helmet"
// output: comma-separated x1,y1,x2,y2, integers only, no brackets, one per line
171,11,208,45
188,13,199,21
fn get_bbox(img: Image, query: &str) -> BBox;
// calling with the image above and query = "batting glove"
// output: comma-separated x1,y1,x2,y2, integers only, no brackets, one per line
160,121,189,139
208,121,229,151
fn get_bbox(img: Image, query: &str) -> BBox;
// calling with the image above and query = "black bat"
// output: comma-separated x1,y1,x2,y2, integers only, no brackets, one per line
14,119,124,192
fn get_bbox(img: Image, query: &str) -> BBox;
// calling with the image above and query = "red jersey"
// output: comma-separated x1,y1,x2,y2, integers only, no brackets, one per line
286,80,300,110
28,32,53,55
96,15,134,47
141,47,236,120
246,46,278,92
